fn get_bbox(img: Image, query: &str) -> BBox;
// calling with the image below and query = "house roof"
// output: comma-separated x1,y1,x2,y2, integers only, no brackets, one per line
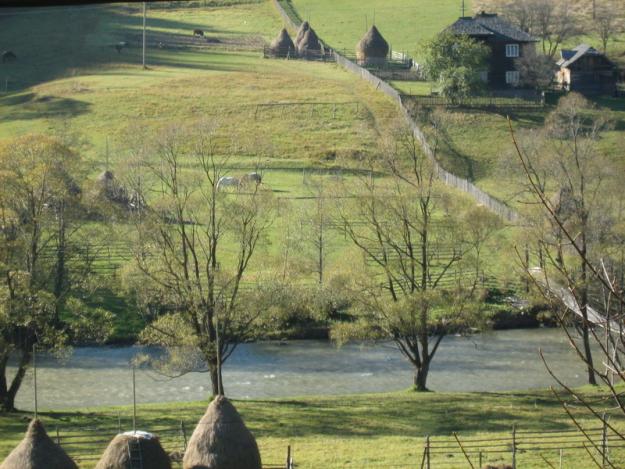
557,44,616,68
447,12,537,42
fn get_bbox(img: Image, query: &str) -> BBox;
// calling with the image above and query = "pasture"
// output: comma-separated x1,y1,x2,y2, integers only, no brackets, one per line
1,388,625,468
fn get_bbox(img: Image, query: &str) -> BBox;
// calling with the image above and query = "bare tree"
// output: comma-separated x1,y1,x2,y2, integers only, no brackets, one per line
503,0,580,58
127,122,273,396
512,94,614,386
593,3,624,53
332,126,492,391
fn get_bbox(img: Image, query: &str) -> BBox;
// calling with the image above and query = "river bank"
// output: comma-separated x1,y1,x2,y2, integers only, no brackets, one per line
9,328,590,410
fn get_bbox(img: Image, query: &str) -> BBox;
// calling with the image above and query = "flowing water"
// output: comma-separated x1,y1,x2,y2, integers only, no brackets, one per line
11,328,591,410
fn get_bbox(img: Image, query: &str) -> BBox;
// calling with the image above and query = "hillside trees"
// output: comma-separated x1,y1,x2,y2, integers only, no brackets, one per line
0,135,113,412
510,93,615,385
511,96,625,456
423,32,489,102
332,126,497,391
125,123,274,396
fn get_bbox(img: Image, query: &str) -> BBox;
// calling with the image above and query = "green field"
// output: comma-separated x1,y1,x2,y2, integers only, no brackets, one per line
1,388,624,468
289,0,469,60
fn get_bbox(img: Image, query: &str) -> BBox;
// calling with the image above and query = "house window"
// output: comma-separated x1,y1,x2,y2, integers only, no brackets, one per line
479,70,489,82
506,71,520,85
505,44,520,58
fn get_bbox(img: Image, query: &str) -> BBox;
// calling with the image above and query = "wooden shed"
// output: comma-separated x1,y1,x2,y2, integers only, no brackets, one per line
556,44,618,95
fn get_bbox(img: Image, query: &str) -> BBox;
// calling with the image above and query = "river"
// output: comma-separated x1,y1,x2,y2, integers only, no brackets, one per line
11,328,589,410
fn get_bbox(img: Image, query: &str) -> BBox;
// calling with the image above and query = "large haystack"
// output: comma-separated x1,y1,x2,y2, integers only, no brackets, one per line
0,419,78,469
183,396,262,469
269,28,295,58
294,21,310,48
95,170,130,205
95,431,171,469
356,25,389,66
297,28,321,58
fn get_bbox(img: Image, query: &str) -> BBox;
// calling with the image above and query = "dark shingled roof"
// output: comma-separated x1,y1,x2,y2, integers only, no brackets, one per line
447,12,537,42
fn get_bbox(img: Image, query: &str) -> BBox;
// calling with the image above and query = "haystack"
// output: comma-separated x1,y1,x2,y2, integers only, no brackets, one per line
269,28,295,58
0,419,78,469
297,28,321,58
356,25,389,66
294,21,310,48
95,170,129,205
183,395,262,469
95,431,171,469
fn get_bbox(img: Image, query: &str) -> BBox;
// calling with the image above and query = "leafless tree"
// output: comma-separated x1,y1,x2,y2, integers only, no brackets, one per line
127,122,274,396
510,96,625,462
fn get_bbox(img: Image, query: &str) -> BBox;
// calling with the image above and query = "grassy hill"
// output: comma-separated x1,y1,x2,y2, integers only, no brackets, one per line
289,0,468,60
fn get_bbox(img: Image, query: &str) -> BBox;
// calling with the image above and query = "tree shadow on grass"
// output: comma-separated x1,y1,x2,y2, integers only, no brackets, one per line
0,92,90,122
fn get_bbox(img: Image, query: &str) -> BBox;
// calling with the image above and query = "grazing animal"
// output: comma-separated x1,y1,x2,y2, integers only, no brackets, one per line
241,172,262,185
193,29,204,37
1,51,17,63
216,176,240,191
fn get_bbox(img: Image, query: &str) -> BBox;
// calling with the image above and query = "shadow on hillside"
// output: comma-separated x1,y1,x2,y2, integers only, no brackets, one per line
0,93,91,121
0,4,265,93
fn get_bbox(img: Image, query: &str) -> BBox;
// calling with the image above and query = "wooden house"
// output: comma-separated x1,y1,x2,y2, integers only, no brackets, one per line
556,44,618,95
447,12,537,88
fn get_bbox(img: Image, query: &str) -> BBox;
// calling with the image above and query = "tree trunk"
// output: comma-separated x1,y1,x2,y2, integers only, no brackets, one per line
413,363,430,392
580,233,597,386
0,348,31,412
209,363,225,396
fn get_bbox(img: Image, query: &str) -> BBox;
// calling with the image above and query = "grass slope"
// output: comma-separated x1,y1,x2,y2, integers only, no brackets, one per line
0,389,624,468
289,0,469,60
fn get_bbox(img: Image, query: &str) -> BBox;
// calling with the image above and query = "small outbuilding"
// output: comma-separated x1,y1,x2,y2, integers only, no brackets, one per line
356,25,389,67
0,419,78,469
183,395,262,469
95,431,171,469
556,44,618,95
269,28,296,58
294,21,310,48
297,27,321,58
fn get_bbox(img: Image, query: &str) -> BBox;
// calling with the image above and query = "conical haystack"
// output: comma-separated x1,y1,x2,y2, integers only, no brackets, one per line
270,28,295,58
297,28,321,58
0,419,78,469
356,25,389,66
183,396,262,469
95,431,171,469
294,21,310,47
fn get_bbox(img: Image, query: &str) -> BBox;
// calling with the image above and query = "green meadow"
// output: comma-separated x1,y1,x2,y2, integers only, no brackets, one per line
1,389,624,468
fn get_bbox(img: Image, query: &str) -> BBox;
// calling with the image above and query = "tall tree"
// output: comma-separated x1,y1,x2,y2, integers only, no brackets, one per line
0,135,113,412
127,123,274,396
333,127,492,391
423,31,489,102
511,94,613,385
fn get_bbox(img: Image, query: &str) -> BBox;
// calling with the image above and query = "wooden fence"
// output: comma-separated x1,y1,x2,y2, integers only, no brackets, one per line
403,94,545,110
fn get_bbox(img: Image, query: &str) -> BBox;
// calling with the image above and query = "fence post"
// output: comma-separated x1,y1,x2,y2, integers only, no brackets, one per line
479,450,482,468
180,420,188,451
56,426,60,445
286,445,291,469
512,424,517,469
426,435,431,469
117,412,122,433
602,413,608,468
560,449,563,469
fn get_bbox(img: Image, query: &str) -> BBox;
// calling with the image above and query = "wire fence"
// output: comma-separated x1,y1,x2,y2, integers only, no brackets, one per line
40,419,293,469
11,418,625,468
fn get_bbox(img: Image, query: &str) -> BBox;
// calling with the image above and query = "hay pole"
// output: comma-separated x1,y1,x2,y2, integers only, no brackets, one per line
132,365,137,433
512,424,517,469
33,343,38,419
